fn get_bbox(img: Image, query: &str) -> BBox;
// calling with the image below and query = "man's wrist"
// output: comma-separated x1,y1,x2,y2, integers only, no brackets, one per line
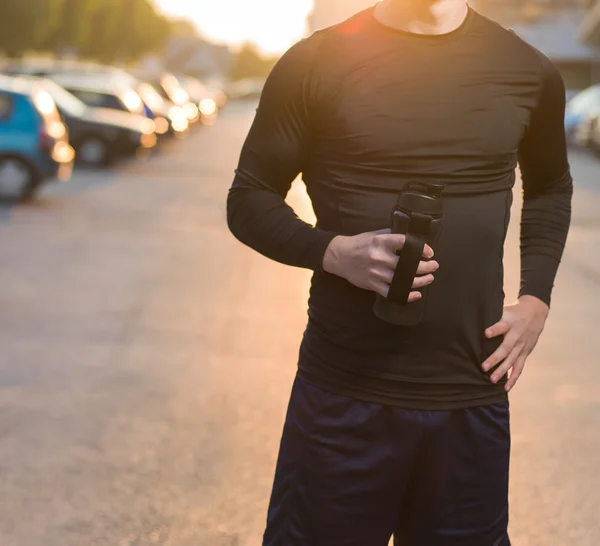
518,294,550,314
323,235,346,276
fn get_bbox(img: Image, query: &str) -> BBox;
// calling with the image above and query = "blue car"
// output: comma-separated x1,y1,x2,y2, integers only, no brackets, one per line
0,76,74,201
565,84,600,141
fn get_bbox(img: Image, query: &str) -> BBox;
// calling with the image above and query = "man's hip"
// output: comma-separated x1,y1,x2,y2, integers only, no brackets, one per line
263,375,511,546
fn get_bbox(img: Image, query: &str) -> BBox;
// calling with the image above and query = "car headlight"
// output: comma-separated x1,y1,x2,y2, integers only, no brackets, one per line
172,88,189,105
168,106,189,132
169,106,184,120
141,132,157,148
47,121,67,139
154,117,169,135
183,102,199,121
199,98,217,117
122,90,144,114
141,118,156,135
171,118,189,133
52,141,75,164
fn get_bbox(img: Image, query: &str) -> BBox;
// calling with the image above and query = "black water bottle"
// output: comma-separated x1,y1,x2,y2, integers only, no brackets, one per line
373,182,445,326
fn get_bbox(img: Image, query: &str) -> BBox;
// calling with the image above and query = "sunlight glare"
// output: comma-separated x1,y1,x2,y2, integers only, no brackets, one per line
157,0,314,54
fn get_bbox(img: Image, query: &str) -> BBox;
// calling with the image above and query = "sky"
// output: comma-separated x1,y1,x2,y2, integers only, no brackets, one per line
156,0,314,55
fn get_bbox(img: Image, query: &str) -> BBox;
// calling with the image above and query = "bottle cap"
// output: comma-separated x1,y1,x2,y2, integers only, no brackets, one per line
425,183,445,197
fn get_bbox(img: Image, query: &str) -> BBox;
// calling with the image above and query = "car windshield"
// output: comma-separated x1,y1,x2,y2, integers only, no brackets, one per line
42,81,87,117
137,83,164,111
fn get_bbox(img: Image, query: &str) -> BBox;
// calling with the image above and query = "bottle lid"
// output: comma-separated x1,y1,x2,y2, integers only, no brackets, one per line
425,183,445,197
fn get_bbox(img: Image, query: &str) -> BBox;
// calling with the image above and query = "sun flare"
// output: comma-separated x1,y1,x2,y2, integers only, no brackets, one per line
157,0,314,54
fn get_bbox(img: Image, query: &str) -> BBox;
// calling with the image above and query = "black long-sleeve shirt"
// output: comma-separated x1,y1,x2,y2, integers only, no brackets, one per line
227,6,573,410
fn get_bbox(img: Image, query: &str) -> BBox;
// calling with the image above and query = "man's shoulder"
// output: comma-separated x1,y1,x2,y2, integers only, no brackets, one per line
301,7,374,54
274,9,374,90
472,10,549,73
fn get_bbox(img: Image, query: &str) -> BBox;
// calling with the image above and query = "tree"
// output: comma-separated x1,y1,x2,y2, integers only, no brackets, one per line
51,0,98,55
118,0,172,61
0,0,175,62
230,43,278,82
170,18,199,38
89,0,130,62
0,0,62,56
81,0,170,62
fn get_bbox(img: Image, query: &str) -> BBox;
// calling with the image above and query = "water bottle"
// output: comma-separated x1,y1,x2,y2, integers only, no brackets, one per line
373,182,444,326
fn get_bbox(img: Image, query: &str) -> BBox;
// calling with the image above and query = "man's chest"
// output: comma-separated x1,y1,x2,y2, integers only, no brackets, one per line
314,60,538,166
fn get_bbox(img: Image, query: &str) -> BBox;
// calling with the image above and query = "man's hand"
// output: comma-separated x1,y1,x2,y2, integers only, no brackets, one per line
482,295,550,392
322,230,439,302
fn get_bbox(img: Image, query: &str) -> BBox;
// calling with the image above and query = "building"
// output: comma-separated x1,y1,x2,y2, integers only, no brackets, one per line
164,37,233,80
309,0,600,88
581,0,600,47
473,0,600,89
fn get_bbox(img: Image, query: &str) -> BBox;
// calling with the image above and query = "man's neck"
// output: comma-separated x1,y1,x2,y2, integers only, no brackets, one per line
374,0,469,35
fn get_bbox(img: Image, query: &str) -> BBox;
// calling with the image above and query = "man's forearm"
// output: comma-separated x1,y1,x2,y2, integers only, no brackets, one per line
227,182,338,271
519,172,573,306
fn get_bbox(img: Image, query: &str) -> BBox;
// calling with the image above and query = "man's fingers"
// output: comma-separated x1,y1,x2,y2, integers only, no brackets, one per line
416,260,439,275
374,261,437,288
412,274,435,289
372,280,391,298
377,233,406,253
485,320,511,339
380,256,438,275
373,269,432,295
490,345,523,384
407,291,423,303
505,355,527,392
376,234,435,259
423,244,434,259
482,334,519,371
373,279,422,303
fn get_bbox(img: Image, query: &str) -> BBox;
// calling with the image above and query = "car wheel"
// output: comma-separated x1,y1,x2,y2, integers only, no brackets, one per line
0,157,39,203
78,137,111,167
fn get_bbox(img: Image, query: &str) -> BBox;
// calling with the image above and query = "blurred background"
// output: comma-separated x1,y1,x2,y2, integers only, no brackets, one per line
0,1,598,545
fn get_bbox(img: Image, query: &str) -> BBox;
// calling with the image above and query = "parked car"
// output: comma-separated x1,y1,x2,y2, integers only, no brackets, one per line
203,78,228,109
3,58,120,79
0,76,74,202
50,73,147,117
177,76,218,125
46,69,185,138
136,82,189,136
36,79,157,167
575,104,600,153
4,62,187,137
144,73,200,126
565,84,600,142
226,78,266,101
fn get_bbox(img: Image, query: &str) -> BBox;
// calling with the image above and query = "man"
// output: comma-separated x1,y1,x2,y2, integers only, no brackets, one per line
227,0,573,544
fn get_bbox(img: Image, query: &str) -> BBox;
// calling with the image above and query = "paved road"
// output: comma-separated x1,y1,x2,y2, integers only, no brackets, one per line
0,102,598,546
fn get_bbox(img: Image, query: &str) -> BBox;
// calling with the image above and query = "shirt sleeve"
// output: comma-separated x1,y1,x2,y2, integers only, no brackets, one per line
226,34,338,271
517,52,573,307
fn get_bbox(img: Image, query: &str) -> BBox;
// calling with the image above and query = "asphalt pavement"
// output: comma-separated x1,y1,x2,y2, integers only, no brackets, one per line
0,102,598,546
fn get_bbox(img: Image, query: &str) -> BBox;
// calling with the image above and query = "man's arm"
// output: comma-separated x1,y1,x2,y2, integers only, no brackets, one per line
226,35,338,271
228,34,438,300
482,52,573,391
518,52,573,307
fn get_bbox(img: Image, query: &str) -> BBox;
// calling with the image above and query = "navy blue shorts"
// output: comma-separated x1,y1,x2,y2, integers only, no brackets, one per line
263,377,511,546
